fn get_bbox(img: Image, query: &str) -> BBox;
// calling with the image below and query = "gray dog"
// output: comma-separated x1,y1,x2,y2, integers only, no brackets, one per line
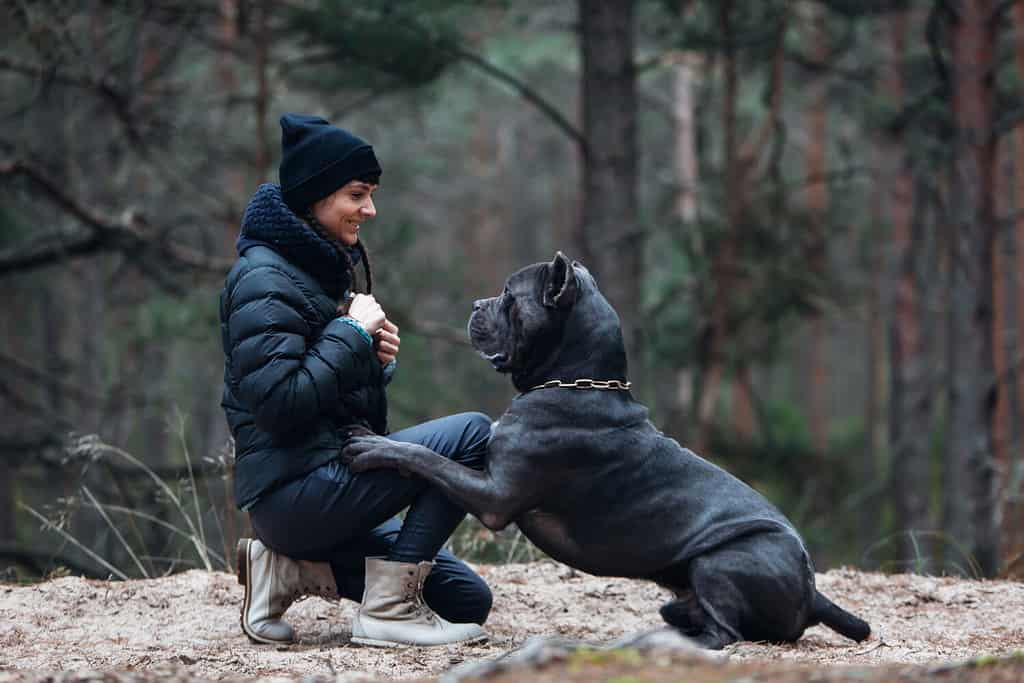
342,252,870,649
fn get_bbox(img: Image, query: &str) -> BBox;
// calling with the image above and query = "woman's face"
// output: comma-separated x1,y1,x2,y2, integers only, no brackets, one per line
312,180,378,246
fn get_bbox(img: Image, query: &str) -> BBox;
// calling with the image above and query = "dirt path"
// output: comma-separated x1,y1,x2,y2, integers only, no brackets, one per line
0,563,1021,681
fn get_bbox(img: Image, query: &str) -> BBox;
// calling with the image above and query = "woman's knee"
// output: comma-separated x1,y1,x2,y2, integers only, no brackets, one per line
423,560,493,624
461,411,494,443
448,572,493,624
453,411,493,470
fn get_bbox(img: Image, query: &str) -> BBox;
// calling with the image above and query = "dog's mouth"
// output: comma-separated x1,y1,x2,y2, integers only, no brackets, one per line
470,332,511,371
478,350,509,369
468,311,512,371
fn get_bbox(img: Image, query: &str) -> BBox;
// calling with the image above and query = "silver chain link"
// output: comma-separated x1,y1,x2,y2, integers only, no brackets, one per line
528,378,632,392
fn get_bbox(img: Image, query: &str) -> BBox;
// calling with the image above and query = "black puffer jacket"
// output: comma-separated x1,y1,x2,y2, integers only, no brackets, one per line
220,184,388,510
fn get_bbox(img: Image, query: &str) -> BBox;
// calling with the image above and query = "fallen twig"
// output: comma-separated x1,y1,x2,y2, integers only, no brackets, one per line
853,639,888,656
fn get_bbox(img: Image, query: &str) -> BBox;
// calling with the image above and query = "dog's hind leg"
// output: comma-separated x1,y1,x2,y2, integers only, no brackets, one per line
659,597,738,649
686,531,815,647
687,621,738,650
658,591,704,636
658,587,740,650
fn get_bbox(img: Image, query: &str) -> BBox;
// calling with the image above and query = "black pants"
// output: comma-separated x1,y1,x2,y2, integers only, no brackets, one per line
250,412,493,624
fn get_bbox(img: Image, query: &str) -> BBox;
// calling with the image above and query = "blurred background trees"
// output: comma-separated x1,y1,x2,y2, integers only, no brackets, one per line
1,0,1022,580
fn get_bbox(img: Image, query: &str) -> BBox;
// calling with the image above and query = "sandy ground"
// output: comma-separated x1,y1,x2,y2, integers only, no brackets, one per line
0,562,1022,681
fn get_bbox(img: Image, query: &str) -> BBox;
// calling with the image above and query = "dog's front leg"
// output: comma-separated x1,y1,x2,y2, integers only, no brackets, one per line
341,436,537,531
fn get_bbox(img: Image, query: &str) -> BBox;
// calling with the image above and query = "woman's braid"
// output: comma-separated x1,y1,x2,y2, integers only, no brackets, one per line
355,239,372,295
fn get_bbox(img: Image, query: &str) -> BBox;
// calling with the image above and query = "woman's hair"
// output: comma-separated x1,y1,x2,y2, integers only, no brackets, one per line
349,174,376,294
352,240,373,294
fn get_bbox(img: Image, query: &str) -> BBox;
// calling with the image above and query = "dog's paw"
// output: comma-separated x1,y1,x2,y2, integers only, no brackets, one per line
341,436,414,476
340,424,376,441
341,437,384,470
342,451,387,473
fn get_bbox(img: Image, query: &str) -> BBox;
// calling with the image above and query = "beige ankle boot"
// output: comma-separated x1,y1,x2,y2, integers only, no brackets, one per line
351,557,488,647
237,538,340,644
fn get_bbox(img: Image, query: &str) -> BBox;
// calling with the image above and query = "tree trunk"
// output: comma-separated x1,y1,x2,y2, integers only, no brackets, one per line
885,10,934,571
465,110,504,293
891,178,937,570
659,1,702,439
992,138,1013,568
578,0,639,375
0,456,12,543
734,7,786,445
695,0,740,449
254,0,271,181
733,366,756,441
805,6,828,455
218,0,246,244
865,7,899,551
1003,0,1024,573
672,42,700,224
944,0,999,577
0,294,15,544
865,156,884,556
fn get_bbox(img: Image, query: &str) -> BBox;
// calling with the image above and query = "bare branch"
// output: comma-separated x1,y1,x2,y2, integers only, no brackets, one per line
0,55,112,91
0,56,145,143
448,46,588,156
0,159,233,277
0,349,150,408
740,5,790,184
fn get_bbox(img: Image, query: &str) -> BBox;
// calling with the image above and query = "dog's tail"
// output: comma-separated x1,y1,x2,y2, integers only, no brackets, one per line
810,590,870,642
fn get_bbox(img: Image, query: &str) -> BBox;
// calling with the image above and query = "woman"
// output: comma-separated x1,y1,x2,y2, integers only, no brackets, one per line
220,113,492,647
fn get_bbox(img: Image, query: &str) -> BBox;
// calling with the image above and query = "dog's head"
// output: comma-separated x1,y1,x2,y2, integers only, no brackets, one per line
467,252,628,392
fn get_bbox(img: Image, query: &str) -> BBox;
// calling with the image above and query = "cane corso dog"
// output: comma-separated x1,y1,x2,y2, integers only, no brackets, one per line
342,252,870,649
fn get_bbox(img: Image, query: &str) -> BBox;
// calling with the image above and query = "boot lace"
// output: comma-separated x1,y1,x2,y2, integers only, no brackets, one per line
289,581,334,604
402,573,437,623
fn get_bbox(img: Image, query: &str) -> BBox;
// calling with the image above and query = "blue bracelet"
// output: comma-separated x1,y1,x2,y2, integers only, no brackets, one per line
335,316,374,347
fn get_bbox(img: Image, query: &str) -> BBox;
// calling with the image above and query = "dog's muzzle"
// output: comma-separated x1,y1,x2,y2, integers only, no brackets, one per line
467,307,510,369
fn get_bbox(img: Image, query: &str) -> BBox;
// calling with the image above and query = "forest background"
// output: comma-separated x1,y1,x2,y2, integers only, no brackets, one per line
1,0,1022,585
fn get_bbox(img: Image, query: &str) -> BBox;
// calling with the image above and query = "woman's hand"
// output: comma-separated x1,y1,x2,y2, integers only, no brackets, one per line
375,319,400,365
346,294,386,336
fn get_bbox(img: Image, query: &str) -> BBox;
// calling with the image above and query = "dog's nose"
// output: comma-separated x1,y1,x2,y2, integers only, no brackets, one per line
473,299,485,311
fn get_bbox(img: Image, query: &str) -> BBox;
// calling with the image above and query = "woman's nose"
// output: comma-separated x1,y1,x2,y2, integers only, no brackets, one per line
361,198,376,218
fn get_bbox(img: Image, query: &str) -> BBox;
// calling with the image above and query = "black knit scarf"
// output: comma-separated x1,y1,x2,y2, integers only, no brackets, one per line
236,183,362,299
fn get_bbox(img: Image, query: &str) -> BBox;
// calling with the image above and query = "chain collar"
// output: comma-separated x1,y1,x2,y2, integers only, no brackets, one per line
528,378,632,392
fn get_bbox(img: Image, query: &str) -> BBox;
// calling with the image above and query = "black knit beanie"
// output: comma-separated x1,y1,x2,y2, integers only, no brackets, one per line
278,113,382,213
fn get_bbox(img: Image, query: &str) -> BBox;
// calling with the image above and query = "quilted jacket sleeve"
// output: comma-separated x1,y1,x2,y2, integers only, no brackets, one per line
224,263,375,434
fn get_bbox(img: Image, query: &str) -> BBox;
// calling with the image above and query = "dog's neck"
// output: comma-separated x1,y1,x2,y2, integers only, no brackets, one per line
512,287,629,393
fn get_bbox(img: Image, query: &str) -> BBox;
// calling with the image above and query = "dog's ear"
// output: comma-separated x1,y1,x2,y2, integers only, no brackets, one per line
543,251,578,308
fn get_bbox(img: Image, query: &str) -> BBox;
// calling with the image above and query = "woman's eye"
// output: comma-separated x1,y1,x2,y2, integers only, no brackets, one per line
351,193,364,200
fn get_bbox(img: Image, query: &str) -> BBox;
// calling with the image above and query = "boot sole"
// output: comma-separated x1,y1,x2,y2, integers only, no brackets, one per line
237,538,294,646
350,632,489,648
